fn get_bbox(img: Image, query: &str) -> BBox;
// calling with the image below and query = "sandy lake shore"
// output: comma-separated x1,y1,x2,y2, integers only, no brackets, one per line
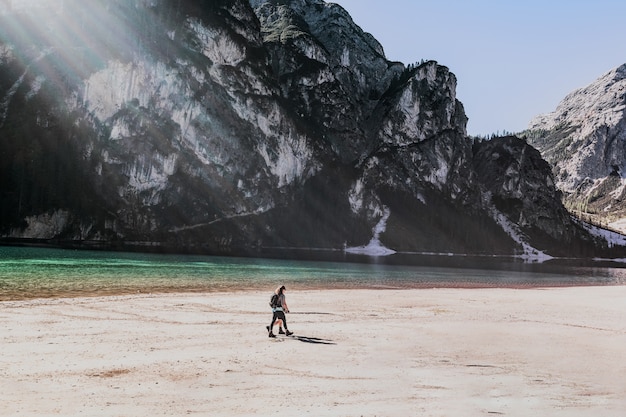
1,286,625,416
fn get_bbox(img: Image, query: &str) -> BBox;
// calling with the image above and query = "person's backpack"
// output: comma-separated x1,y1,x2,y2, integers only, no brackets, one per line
269,293,279,308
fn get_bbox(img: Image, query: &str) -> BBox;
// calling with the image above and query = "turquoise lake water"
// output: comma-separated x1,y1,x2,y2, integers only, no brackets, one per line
1,246,625,300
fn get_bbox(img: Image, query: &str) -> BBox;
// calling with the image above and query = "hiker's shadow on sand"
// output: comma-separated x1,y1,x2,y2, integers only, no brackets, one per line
291,335,336,345
286,312,336,344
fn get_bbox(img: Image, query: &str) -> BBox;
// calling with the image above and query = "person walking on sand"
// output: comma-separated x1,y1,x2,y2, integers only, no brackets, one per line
266,318,286,335
268,285,293,338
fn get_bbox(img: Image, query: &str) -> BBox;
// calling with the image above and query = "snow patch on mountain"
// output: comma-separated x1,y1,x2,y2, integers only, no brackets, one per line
577,219,626,248
348,178,364,213
490,208,553,263
345,206,396,256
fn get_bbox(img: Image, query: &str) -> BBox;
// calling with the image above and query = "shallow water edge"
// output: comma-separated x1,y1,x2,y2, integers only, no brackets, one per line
1,245,626,301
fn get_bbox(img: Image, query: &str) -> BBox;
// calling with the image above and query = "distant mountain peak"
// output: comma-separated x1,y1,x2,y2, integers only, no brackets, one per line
529,63,626,132
526,63,626,233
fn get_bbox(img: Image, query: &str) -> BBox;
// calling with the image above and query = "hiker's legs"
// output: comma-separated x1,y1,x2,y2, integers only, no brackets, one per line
267,318,283,331
269,311,280,332
277,311,288,330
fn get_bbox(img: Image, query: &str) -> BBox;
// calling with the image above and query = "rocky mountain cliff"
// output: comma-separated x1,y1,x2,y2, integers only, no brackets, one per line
525,64,626,233
0,0,619,259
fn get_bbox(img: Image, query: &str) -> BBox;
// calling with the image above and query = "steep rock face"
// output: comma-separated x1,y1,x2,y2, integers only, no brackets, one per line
526,64,626,232
473,136,594,256
0,0,615,257
367,63,473,199
1,0,320,242
251,0,401,163
243,0,508,254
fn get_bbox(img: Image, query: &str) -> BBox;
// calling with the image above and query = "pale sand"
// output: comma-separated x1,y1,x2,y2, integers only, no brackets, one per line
1,287,625,416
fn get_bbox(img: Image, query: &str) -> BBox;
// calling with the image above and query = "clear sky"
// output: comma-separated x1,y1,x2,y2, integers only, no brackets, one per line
333,0,626,136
